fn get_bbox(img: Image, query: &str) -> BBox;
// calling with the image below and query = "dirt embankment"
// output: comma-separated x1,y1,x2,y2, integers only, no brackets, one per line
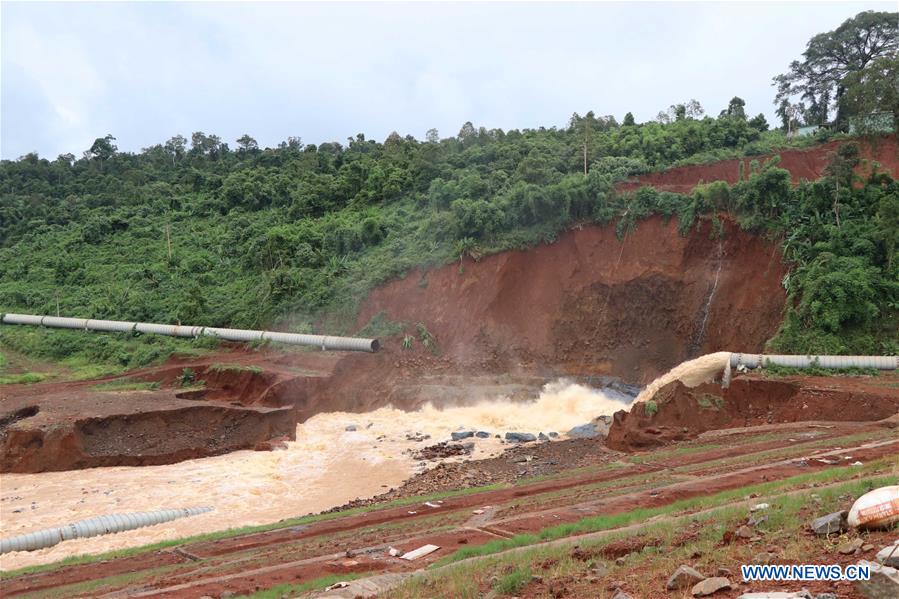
617,136,899,194
337,215,784,410
606,374,899,451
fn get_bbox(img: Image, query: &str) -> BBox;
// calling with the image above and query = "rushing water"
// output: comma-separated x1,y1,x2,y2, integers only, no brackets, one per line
634,352,732,404
0,380,629,570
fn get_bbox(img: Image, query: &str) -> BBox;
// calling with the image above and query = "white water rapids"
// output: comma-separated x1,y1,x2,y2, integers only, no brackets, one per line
0,380,629,570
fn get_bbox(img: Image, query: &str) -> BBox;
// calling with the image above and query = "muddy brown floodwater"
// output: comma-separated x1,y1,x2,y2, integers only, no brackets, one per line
0,380,629,570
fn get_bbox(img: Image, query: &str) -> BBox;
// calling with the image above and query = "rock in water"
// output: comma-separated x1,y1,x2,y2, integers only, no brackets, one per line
451,431,474,441
567,423,600,438
505,432,536,443
667,565,706,590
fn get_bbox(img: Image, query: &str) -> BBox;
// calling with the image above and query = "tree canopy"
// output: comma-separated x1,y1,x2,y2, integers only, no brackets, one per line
774,10,898,128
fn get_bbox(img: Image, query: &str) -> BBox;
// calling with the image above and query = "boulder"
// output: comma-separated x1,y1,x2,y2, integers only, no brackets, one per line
810,511,847,535
345,425,358,432
736,525,755,539
875,540,899,568
692,577,731,596
567,423,600,438
505,432,536,443
451,431,474,441
538,432,549,441
475,431,490,438
548,432,559,438
838,538,864,555
855,560,899,599
667,565,706,590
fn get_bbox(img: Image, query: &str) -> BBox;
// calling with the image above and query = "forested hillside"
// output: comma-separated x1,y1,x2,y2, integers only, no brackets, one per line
1,106,785,332
2,10,897,368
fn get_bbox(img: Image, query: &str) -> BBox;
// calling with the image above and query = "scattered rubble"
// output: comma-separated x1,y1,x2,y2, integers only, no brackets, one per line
837,538,864,555
875,540,899,568
667,564,706,590
691,576,731,596
400,544,439,561
810,511,847,535
505,432,537,443
855,560,899,599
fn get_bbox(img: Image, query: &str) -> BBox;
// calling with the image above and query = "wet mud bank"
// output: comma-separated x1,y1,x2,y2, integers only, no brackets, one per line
606,374,899,451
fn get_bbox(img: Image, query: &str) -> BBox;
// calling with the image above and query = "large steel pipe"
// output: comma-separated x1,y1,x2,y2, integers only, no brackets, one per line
730,353,897,370
1,313,379,352
0,507,213,554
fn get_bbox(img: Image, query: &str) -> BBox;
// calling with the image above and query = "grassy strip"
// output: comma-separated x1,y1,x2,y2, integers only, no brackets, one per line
0,372,46,384
0,483,507,580
208,363,263,374
91,379,161,392
758,364,881,378
390,473,896,598
673,429,897,475
434,458,897,566
513,461,631,486
626,442,724,464
237,572,370,598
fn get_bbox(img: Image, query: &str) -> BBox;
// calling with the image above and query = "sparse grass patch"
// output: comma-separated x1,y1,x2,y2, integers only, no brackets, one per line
0,371,46,384
696,393,724,410
393,472,897,598
208,363,263,374
91,379,160,392
435,460,898,566
237,572,369,598
644,399,658,416
758,363,880,378
356,311,405,339
493,564,531,595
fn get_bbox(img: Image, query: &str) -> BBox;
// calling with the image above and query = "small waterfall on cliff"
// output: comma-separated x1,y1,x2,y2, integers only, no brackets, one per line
688,238,724,357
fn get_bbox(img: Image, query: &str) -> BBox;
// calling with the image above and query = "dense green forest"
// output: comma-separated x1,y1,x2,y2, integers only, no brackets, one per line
1,10,897,369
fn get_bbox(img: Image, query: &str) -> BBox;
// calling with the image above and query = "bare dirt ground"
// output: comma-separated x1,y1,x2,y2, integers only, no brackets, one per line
2,374,896,597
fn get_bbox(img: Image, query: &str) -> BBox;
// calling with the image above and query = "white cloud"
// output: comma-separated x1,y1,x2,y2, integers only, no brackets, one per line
1,1,895,159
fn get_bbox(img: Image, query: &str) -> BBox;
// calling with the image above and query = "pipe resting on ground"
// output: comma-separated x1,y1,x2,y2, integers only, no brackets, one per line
1,313,379,352
730,354,897,371
0,507,213,554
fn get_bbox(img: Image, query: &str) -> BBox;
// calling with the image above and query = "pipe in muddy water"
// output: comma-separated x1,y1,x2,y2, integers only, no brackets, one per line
0,313,379,352
0,507,213,554
730,354,897,371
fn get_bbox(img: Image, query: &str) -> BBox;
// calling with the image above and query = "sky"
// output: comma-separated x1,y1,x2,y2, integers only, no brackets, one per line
1,1,894,160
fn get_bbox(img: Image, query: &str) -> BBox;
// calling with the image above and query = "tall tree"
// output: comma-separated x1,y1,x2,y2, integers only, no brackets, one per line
773,10,898,127
85,134,117,161
236,134,259,154
840,56,899,133
721,97,747,120
164,135,188,164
